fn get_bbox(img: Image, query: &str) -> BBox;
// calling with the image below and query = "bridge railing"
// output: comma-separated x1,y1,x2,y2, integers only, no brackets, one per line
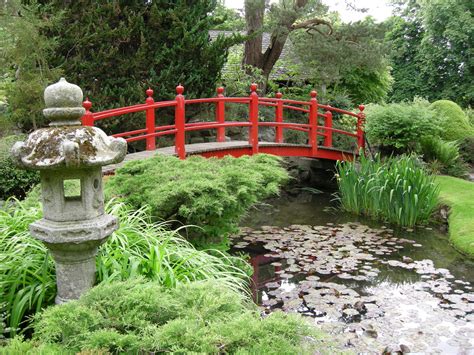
81,83,365,159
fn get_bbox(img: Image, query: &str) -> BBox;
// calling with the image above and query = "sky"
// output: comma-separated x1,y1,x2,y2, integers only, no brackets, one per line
223,0,393,23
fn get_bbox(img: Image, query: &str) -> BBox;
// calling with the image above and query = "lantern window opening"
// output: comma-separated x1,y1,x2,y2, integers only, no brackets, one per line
63,179,82,201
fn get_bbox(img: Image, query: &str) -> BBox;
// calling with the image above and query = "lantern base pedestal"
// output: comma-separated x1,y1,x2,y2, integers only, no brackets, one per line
29,214,118,303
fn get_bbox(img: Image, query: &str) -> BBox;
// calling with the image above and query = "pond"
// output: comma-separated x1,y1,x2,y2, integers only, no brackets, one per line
232,190,474,353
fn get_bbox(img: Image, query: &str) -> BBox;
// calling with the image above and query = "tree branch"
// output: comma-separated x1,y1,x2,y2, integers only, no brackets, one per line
291,18,333,35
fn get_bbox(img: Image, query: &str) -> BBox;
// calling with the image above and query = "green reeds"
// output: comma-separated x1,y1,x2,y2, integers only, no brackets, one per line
0,201,249,335
335,154,439,227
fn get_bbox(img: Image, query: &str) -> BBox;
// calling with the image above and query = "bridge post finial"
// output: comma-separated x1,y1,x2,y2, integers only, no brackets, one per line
176,84,184,95
81,97,93,126
146,88,154,104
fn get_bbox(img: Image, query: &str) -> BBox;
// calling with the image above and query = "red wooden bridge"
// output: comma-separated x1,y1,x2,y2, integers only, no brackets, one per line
81,84,365,168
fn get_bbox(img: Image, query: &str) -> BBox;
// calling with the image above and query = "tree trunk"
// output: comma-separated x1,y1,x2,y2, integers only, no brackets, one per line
243,0,309,92
243,0,265,70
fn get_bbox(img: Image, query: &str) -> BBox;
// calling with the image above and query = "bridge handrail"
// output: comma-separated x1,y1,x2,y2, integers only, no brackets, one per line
81,84,365,158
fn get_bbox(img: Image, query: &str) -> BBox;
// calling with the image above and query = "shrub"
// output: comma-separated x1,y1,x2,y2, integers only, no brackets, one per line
0,200,249,335
420,137,469,178
336,154,439,227
0,135,40,200
0,279,330,354
105,154,289,247
459,136,474,165
429,100,474,142
365,101,439,153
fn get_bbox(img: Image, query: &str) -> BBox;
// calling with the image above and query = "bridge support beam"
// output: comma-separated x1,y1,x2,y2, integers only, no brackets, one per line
249,83,259,154
216,87,226,142
145,88,156,151
309,91,318,156
175,85,186,159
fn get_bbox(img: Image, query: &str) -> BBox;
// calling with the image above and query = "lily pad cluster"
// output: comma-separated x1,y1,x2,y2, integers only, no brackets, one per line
231,222,474,353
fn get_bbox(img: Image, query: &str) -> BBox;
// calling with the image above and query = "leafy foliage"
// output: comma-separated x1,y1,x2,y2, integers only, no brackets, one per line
292,17,392,104
0,1,63,130
420,137,469,178
429,100,474,142
43,0,239,108
1,279,329,354
386,0,473,106
211,3,245,31
0,135,39,200
0,199,249,335
459,136,474,165
3,1,241,131
105,154,289,247
336,154,439,227
365,100,439,153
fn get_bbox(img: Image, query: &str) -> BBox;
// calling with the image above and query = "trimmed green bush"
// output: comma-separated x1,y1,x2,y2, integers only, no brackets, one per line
0,279,330,354
365,101,439,153
105,154,289,247
0,200,249,335
336,154,439,227
0,136,39,200
429,100,474,142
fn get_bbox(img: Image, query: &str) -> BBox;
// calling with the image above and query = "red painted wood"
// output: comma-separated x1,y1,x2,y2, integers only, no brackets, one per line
249,83,259,154
324,109,333,147
309,91,318,156
357,104,365,151
275,92,284,143
215,87,226,142
198,145,355,161
145,88,156,151
81,98,94,126
81,85,365,162
175,85,186,159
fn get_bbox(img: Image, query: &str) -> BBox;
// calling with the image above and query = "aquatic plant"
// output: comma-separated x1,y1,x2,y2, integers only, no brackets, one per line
336,154,439,227
0,199,249,335
0,279,331,354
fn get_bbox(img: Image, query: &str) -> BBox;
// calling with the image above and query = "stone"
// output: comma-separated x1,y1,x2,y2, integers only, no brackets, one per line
12,78,126,303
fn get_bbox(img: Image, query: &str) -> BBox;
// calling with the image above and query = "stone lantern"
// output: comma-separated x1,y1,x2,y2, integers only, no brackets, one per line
11,78,127,303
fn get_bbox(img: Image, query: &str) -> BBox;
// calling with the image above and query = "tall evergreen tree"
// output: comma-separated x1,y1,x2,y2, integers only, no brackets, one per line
42,0,239,109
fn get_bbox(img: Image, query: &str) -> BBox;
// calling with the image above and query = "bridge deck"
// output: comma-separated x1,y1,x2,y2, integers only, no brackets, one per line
103,141,355,174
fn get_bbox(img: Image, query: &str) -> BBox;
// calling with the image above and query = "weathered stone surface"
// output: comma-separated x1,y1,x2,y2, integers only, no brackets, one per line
15,78,126,304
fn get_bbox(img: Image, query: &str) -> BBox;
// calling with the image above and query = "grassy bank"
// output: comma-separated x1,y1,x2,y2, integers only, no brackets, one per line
436,176,474,257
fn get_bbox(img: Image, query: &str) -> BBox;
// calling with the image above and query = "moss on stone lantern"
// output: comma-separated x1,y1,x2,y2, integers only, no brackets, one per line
11,78,127,303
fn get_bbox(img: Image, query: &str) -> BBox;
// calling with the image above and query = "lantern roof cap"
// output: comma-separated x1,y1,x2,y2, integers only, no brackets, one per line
11,78,126,169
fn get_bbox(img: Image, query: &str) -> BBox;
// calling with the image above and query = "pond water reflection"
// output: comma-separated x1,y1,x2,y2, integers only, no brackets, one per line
233,190,474,353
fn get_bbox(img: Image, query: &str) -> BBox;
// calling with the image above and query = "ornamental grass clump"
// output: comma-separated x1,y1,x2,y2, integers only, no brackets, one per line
0,199,249,336
336,154,439,227
1,279,331,354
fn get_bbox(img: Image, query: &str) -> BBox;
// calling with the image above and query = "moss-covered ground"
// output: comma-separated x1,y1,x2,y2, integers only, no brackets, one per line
436,175,474,257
